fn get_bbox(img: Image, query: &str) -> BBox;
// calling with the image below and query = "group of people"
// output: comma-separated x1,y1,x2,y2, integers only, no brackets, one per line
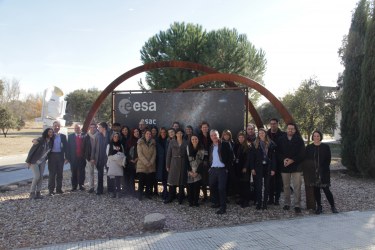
26,118,338,215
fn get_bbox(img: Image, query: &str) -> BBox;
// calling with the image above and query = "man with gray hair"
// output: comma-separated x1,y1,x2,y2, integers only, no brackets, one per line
209,129,234,214
48,121,68,195
66,124,86,191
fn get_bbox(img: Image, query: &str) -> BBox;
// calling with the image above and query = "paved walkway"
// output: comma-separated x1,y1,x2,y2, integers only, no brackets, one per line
0,154,70,187
29,210,375,250
3,154,374,249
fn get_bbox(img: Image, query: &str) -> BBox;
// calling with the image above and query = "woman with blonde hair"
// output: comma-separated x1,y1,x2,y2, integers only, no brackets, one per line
252,128,276,210
136,129,156,200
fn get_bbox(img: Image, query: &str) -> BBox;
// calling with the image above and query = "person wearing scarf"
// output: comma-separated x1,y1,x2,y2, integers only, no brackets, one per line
106,132,125,198
252,128,277,210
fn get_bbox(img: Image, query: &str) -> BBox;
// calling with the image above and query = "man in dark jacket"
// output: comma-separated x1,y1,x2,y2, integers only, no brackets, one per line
48,121,68,195
83,123,98,193
267,118,286,205
277,123,305,213
209,129,234,214
66,124,86,191
94,122,110,195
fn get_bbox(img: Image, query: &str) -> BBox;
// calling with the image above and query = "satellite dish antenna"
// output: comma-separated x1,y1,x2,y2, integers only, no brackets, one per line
36,86,67,131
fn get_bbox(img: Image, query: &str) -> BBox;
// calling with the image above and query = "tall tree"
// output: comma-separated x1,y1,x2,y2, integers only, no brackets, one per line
339,0,369,173
22,93,43,120
0,79,4,97
65,88,111,123
140,22,267,105
356,3,375,178
283,78,337,144
257,102,282,128
201,28,266,103
140,22,207,90
0,106,17,137
0,78,20,106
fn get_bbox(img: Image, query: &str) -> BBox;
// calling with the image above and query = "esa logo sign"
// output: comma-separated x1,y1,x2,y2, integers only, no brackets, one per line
118,98,156,115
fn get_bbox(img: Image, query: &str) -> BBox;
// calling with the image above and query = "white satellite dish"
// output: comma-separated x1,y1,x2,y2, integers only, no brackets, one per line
36,86,67,131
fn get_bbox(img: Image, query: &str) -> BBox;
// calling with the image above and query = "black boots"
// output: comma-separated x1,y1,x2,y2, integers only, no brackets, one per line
316,205,338,214
35,191,43,199
30,191,43,199
315,205,323,214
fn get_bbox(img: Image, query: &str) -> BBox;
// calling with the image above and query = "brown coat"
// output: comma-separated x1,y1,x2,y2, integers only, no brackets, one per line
136,138,156,174
166,139,188,186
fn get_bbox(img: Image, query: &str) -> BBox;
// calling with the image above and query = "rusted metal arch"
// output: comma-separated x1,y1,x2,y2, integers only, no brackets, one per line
82,61,267,131
177,73,294,125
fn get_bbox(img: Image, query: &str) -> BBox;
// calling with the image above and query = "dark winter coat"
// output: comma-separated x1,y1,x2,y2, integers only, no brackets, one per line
198,132,212,159
267,129,285,143
125,137,139,172
26,137,54,164
66,133,86,162
209,140,235,169
277,134,305,173
156,137,168,181
94,132,109,168
51,133,68,157
252,141,277,174
233,142,254,181
304,143,332,187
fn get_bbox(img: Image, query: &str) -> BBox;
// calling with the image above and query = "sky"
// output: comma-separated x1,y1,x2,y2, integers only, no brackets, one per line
0,0,359,102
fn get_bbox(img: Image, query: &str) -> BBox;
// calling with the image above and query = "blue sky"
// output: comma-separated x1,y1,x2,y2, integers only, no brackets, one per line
0,0,358,101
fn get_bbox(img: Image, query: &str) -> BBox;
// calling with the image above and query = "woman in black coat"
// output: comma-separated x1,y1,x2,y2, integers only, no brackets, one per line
120,125,130,149
252,128,276,210
234,131,254,208
26,128,54,199
221,129,236,197
156,127,169,200
186,135,204,207
305,130,338,214
124,128,140,196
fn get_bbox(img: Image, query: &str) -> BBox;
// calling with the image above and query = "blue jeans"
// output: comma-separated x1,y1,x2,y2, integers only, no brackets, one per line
30,162,46,192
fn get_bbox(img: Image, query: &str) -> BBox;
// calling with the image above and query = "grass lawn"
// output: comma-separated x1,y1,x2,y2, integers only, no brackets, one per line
0,126,42,157
0,122,74,157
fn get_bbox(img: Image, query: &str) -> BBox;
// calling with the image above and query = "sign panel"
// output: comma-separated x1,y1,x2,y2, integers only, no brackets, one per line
113,89,245,135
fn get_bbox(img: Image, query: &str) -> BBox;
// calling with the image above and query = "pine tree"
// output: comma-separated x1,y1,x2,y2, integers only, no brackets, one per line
340,0,369,173
356,2,375,177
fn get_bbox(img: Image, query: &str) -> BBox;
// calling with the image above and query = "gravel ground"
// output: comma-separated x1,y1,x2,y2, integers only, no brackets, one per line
1,163,375,249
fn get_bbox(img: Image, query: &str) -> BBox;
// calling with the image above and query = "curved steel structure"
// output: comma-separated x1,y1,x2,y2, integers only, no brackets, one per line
82,61,293,132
